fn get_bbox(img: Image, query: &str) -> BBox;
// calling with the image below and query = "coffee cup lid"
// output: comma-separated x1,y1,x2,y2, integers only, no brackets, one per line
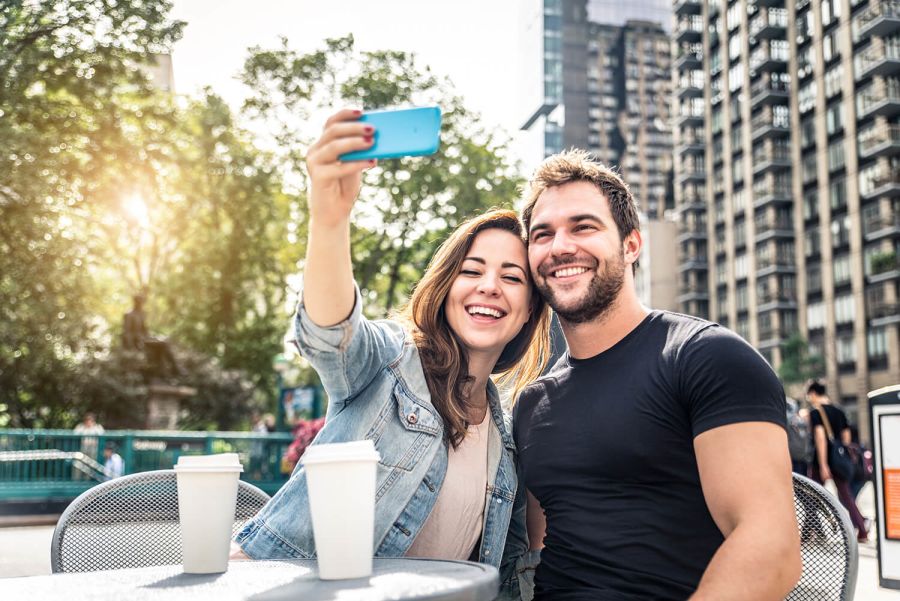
174,453,244,473
301,440,381,465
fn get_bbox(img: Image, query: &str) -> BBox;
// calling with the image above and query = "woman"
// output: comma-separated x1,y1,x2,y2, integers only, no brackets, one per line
233,109,551,594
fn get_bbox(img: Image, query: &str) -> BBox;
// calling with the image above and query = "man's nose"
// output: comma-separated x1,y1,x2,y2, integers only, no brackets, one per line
550,231,577,256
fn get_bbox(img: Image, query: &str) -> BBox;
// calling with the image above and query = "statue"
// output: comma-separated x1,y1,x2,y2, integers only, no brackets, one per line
123,294,182,381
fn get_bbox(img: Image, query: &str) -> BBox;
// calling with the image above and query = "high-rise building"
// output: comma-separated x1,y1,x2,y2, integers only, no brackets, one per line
672,0,900,441
522,1,675,217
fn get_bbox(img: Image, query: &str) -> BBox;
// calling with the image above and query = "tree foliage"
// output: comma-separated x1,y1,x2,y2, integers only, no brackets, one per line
1,11,524,429
778,334,824,387
239,35,524,315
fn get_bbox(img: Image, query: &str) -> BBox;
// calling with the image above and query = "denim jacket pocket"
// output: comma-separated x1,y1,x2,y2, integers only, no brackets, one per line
394,384,440,435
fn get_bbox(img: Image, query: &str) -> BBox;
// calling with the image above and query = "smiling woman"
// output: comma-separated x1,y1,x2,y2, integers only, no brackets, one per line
231,109,551,598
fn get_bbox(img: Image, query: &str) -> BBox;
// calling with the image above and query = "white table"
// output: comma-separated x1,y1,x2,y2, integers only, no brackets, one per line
3,558,500,600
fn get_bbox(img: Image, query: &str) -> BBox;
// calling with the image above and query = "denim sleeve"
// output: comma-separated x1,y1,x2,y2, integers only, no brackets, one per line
293,284,404,412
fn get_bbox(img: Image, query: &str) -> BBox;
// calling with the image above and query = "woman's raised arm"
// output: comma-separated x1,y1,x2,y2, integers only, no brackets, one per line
303,109,376,326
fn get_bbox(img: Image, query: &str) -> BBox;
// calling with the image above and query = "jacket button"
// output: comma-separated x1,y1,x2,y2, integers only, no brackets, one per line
407,413,418,424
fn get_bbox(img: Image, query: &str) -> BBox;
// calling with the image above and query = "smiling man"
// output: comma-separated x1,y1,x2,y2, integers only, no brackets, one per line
513,150,801,600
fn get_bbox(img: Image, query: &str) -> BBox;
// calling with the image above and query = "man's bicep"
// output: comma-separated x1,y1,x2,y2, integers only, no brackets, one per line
694,421,794,537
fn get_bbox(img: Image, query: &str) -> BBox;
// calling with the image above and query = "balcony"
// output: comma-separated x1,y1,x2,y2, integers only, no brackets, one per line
678,73,705,99
749,43,789,73
674,46,703,71
750,76,790,108
675,0,703,15
869,250,900,283
757,291,798,311
677,285,710,303
749,8,788,41
756,256,796,276
678,255,710,272
751,111,791,140
861,168,900,199
753,183,793,208
676,166,707,185
857,82,900,120
855,42,900,81
855,0,900,39
869,300,900,326
676,108,705,127
864,214,900,240
858,123,900,158
754,217,794,242
676,16,704,44
677,130,706,155
679,192,707,212
752,145,792,174
676,221,709,243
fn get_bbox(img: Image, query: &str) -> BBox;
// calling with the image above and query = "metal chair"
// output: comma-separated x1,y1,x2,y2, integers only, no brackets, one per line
787,473,858,600
50,469,270,573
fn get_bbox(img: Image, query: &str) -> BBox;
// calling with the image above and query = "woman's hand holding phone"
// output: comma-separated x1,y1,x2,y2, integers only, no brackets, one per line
305,109,376,228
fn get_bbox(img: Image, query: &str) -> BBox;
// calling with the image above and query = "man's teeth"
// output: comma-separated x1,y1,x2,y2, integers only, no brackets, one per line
554,267,588,278
467,306,504,318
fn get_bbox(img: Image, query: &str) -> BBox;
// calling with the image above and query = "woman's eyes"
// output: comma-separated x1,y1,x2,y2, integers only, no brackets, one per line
459,270,523,284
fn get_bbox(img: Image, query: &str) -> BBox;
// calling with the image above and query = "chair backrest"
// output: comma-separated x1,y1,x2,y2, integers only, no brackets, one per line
50,469,270,573
787,473,858,601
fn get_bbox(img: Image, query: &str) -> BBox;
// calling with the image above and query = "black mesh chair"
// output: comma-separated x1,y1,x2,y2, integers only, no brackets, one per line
787,473,858,600
50,469,270,573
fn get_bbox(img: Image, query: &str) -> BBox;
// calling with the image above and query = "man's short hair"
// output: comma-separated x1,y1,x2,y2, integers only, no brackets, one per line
521,149,641,245
806,379,827,397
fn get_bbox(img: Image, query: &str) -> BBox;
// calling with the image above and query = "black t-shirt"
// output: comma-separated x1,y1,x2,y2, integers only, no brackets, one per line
809,404,849,464
514,311,787,601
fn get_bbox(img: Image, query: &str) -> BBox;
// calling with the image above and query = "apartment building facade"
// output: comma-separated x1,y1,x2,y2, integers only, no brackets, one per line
672,0,900,440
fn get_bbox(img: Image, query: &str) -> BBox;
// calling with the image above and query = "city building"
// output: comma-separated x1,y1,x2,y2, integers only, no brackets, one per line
521,0,675,217
672,0,900,440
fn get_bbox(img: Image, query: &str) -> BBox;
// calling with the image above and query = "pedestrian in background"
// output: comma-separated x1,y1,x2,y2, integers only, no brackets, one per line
806,379,869,543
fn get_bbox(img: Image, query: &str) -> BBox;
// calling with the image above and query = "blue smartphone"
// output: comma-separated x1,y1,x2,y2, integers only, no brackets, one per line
340,106,442,161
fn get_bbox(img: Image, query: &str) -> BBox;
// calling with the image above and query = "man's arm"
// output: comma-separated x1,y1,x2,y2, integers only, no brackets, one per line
526,489,546,550
814,424,831,481
690,422,801,601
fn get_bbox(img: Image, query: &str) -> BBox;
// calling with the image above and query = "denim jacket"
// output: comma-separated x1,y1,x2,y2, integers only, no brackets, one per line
234,286,529,598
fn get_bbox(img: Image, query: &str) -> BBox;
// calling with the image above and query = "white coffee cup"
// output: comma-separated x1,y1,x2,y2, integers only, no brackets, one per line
302,440,381,579
174,453,243,574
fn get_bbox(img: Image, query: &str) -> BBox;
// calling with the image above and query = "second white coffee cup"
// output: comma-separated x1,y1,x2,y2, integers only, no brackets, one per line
302,440,381,579
174,453,243,574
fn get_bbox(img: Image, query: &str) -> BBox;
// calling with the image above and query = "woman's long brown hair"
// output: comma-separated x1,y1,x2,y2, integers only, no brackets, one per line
399,209,551,449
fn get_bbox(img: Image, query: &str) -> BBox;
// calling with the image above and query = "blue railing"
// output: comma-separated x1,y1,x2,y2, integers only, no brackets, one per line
0,429,295,501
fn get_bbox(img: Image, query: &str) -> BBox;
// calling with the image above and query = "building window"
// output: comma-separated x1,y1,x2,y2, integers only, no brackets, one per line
805,229,820,257
807,300,825,329
836,335,856,365
827,140,845,171
835,293,855,324
868,328,888,360
830,177,846,210
735,253,748,279
833,254,852,285
803,188,819,220
801,116,816,148
825,102,844,135
824,63,843,98
807,263,822,293
831,214,851,246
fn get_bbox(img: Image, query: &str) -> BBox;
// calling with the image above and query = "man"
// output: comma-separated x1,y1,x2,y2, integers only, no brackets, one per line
73,412,104,480
514,150,801,600
806,379,868,542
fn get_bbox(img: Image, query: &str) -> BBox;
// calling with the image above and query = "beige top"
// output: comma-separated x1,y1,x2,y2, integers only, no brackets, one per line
406,411,491,560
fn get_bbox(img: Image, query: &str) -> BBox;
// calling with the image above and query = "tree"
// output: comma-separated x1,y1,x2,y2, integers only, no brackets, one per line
0,0,185,427
778,334,824,387
239,35,524,316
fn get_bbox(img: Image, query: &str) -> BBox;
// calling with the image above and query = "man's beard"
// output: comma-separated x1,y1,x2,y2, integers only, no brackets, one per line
536,249,626,325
